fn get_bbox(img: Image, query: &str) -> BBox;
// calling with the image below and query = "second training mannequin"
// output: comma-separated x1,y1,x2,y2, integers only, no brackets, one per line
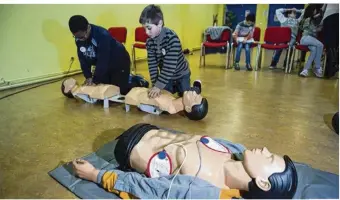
72,123,298,199
124,80,208,120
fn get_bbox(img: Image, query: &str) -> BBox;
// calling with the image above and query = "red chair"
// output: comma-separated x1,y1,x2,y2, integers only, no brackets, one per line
288,31,327,74
108,27,127,45
231,27,261,65
255,27,292,71
200,29,232,69
131,27,149,72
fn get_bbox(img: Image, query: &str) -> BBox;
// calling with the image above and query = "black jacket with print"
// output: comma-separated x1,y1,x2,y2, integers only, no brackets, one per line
75,24,129,84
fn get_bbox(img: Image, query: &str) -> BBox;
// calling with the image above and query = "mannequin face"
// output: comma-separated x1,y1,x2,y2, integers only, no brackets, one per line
243,147,285,191
182,90,203,113
223,147,285,191
143,21,163,38
63,78,77,93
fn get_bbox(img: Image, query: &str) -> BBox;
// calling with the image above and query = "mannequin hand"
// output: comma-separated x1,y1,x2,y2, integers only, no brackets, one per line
148,87,161,98
83,78,95,86
72,159,99,182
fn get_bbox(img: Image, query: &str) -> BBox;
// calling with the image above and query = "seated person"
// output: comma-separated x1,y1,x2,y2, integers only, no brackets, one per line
72,123,299,199
232,13,256,71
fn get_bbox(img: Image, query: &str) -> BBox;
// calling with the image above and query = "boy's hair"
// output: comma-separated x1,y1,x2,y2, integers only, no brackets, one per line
68,15,89,33
285,10,296,17
139,4,164,26
246,13,256,22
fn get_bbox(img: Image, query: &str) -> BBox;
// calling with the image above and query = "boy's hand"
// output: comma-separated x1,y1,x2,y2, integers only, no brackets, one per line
72,159,99,182
242,39,247,44
148,87,161,98
83,78,95,86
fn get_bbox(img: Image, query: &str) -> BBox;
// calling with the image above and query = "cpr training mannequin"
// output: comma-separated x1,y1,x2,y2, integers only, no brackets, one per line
73,123,298,199
61,74,149,104
62,78,208,121
61,77,122,104
124,80,208,120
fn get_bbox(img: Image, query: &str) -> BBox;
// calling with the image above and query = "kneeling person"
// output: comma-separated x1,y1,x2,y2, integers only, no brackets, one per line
69,15,132,95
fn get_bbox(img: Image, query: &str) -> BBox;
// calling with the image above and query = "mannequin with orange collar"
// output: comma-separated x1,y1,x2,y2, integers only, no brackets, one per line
72,123,298,199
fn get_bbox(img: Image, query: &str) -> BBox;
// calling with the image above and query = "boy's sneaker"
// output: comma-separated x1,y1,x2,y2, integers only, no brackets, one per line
234,63,240,70
313,68,323,78
299,69,309,77
193,80,202,93
246,64,253,71
269,61,277,69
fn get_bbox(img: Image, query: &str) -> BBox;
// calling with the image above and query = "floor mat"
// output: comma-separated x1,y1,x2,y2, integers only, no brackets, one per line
49,128,339,199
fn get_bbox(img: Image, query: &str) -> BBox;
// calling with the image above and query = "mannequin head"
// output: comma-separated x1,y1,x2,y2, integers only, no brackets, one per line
114,123,159,171
182,83,208,121
242,153,297,199
114,123,298,198
61,78,77,98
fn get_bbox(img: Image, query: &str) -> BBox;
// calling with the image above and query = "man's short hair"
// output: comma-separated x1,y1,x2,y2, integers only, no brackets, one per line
139,4,164,26
68,15,89,33
246,13,256,22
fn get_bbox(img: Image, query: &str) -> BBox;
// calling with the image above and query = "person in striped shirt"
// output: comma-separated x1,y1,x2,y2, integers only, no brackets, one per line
139,4,191,98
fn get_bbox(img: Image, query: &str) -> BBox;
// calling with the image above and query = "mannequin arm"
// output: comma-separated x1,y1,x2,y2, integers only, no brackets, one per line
97,169,240,199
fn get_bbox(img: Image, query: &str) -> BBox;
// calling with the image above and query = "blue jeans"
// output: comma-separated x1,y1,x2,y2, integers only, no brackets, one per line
163,72,191,97
300,35,324,70
235,43,252,64
271,39,296,66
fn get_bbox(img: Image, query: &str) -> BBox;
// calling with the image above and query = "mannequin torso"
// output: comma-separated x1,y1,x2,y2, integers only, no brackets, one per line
125,87,184,114
129,129,235,189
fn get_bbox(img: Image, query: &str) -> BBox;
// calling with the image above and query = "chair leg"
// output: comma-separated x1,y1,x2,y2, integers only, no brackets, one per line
285,48,291,73
255,44,260,71
231,43,236,67
225,43,229,69
131,45,135,73
289,48,296,73
258,48,263,69
228,43,233,69
203,46,206,67
199,43,203,67
133,47,137,73
256,47,262,71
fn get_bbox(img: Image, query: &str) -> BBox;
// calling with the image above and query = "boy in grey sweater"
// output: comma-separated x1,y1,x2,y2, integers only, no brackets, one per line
270,8,304,69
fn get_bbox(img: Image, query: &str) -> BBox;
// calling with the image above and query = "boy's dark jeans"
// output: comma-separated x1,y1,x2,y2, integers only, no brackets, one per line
163,72,191,97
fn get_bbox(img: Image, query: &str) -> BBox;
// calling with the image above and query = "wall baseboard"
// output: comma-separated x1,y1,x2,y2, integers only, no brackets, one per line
0,69,82,91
